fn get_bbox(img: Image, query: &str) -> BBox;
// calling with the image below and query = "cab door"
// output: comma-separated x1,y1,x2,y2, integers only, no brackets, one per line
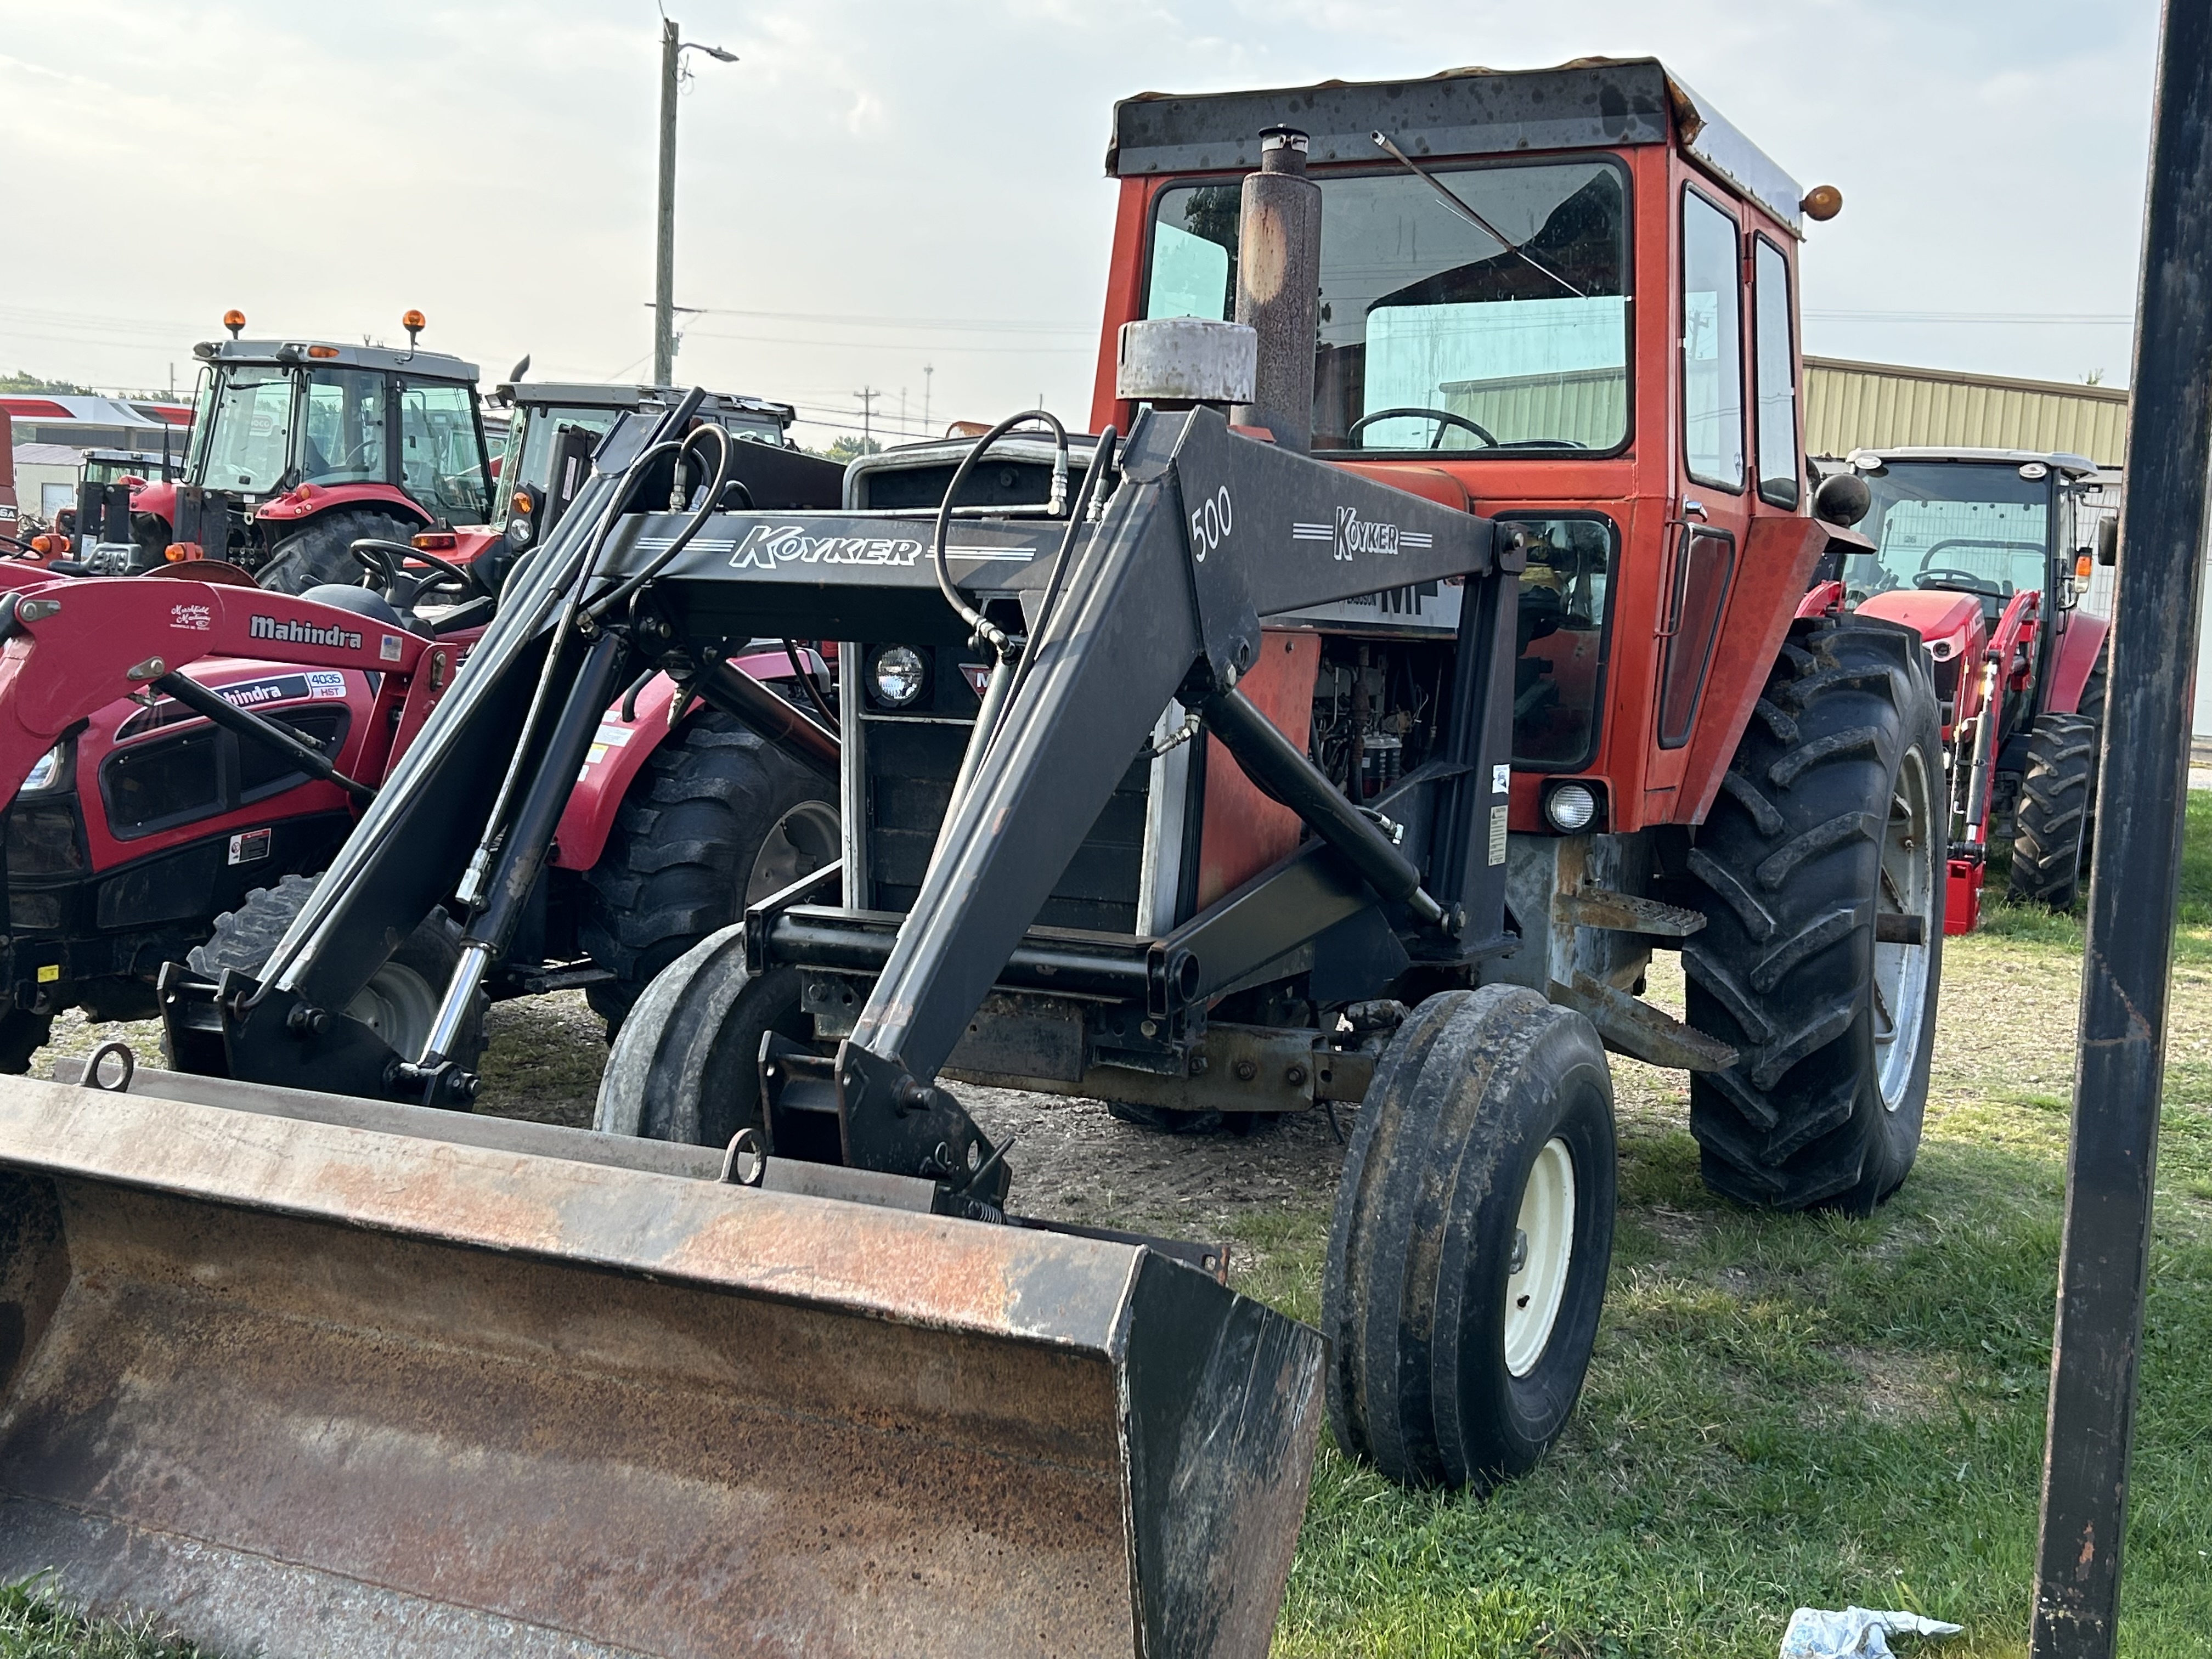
1647,183,1752,803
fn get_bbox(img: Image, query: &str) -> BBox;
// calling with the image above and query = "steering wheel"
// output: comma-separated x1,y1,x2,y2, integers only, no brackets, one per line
351,538,478,609
1914,567,2006,599
1346,407,1497,449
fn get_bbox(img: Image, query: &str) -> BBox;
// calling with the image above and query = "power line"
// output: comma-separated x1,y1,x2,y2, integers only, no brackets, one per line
679,326,1089,355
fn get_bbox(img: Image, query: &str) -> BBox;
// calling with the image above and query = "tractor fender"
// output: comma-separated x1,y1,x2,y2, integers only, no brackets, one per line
2045,612,2111,714
129,478,178,529
551,651,824,873
1795,579,1844,619
253,483,435,529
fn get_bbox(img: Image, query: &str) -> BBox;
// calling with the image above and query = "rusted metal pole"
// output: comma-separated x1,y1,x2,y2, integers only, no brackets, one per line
2030,5,2212,1652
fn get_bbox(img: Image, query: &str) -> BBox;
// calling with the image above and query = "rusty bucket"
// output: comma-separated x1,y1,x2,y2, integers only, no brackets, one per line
0,1064,1322,1658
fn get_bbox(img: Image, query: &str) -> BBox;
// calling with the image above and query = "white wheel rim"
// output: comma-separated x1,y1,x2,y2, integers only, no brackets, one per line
345,963,440,1058
1873,742,1937,1113
746,802,841,905
1504,1137,1577,1378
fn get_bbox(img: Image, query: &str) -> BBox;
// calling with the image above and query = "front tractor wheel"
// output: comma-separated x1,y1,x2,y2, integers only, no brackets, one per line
1683,613,1945,1214
2008,712,2097,909
1323,986,1616,1490
183,872,485,1080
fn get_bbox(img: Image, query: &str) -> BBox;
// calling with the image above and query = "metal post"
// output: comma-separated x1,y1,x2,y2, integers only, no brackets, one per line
2030,5,2212,1654
653,16,679,387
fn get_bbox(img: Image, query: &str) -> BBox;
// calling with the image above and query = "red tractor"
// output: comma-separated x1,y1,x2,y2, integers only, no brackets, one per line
1820,447,2114,926
0,387,844,1070
122,309,495,592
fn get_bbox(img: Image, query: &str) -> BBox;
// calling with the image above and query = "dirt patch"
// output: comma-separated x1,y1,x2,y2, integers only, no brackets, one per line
1822,1343,1957,1424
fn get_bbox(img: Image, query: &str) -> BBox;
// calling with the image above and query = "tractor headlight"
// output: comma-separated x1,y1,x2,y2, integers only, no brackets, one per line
18,744,66,797
868,645,927,709
1543,781,1598,833
507,515,533,547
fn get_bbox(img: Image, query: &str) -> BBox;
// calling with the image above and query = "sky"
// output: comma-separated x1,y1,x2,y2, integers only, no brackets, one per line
0,1,2160,450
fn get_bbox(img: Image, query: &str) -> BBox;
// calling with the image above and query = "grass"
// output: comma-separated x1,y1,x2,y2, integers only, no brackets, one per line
1259,797,2212,1657
17,807,2212,1657
0,1580,208,1658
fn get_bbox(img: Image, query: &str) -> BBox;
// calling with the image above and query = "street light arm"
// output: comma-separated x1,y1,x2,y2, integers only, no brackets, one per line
682,42,738,61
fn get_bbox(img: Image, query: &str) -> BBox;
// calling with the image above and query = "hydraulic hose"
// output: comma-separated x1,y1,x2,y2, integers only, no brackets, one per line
930,409,1068,657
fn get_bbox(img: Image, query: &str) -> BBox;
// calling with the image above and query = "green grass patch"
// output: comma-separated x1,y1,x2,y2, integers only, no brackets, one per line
1256,799,2212,1656
0,1580,211,1659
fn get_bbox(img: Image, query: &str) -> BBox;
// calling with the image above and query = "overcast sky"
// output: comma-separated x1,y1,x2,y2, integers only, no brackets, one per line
0,1,2158,448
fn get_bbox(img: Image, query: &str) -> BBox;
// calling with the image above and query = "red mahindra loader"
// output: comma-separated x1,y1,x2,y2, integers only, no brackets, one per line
0,385,845,1070
1810,447,2114,927
0,59,1935,1656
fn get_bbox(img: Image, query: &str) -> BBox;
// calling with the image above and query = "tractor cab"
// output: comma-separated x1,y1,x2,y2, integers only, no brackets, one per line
1832,447,2114,925
490,383,800,542
127,314,493,592
1835,446,2108,696
1095,59,1838,847
68,446,182,571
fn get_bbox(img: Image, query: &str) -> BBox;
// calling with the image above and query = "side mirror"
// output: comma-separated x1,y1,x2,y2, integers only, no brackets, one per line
2096,516,2119,566
1813,471,1871,528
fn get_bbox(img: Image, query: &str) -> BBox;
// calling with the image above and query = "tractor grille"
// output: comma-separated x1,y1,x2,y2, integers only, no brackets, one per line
857,645,1149,934
7,803,86,877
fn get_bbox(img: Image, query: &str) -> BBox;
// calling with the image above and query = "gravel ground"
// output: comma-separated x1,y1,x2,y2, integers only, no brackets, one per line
40,922,2193,1260
35,956,1695,1249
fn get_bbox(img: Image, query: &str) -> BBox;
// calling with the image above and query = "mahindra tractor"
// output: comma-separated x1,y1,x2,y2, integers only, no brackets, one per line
116,309,494,592
1817,446,2113,924
0,390,844,1072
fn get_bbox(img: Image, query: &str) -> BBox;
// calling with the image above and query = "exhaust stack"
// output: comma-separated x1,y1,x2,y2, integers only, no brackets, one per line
1231,126,1323,452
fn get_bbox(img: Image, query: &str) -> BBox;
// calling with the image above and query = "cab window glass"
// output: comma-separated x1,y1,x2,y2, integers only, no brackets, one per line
1508,515,1617,769
300,368,388,485
1146,159,1630,454
398,381,489,521
1681,190,1745,491
1752,238,1799,507
203,369,293,491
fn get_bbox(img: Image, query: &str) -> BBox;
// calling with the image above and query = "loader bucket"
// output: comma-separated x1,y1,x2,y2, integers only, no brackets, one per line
0,1068,1323,1658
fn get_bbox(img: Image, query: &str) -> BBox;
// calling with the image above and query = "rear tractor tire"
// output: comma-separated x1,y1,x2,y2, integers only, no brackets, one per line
579,710,838,1037
1682,612,1944,1214
1323,986,1616,1489
2008,712,2097,910
256,510,420,595
184,872,486,1080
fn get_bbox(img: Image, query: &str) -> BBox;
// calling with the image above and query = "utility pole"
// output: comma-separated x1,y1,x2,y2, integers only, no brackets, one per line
2031,4,2212,1653
855,386,880,449
653,18,736,387
923,364,934,435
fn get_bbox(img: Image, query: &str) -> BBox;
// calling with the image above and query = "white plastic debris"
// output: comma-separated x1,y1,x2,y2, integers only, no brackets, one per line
1780,1606,1962,1659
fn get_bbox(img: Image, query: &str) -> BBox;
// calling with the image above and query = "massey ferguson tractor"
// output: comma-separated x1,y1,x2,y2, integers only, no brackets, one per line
117,309,495,592
0,60,1941,1659
1822,446,2114,923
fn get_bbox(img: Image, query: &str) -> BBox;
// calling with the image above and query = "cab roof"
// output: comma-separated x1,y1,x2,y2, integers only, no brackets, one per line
189,337,478,382
1843,445,2102,479
1109,57,1807,234
495,382,795,424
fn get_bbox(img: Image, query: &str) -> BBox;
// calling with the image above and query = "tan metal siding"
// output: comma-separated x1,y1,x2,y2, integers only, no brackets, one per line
1804,356,2130,465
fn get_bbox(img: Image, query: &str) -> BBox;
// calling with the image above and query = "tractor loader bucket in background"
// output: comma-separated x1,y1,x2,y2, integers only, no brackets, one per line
0,1066,1324,1659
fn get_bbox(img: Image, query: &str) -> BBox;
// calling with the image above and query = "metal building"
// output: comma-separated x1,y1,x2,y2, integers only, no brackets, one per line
1804,356,2129,469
